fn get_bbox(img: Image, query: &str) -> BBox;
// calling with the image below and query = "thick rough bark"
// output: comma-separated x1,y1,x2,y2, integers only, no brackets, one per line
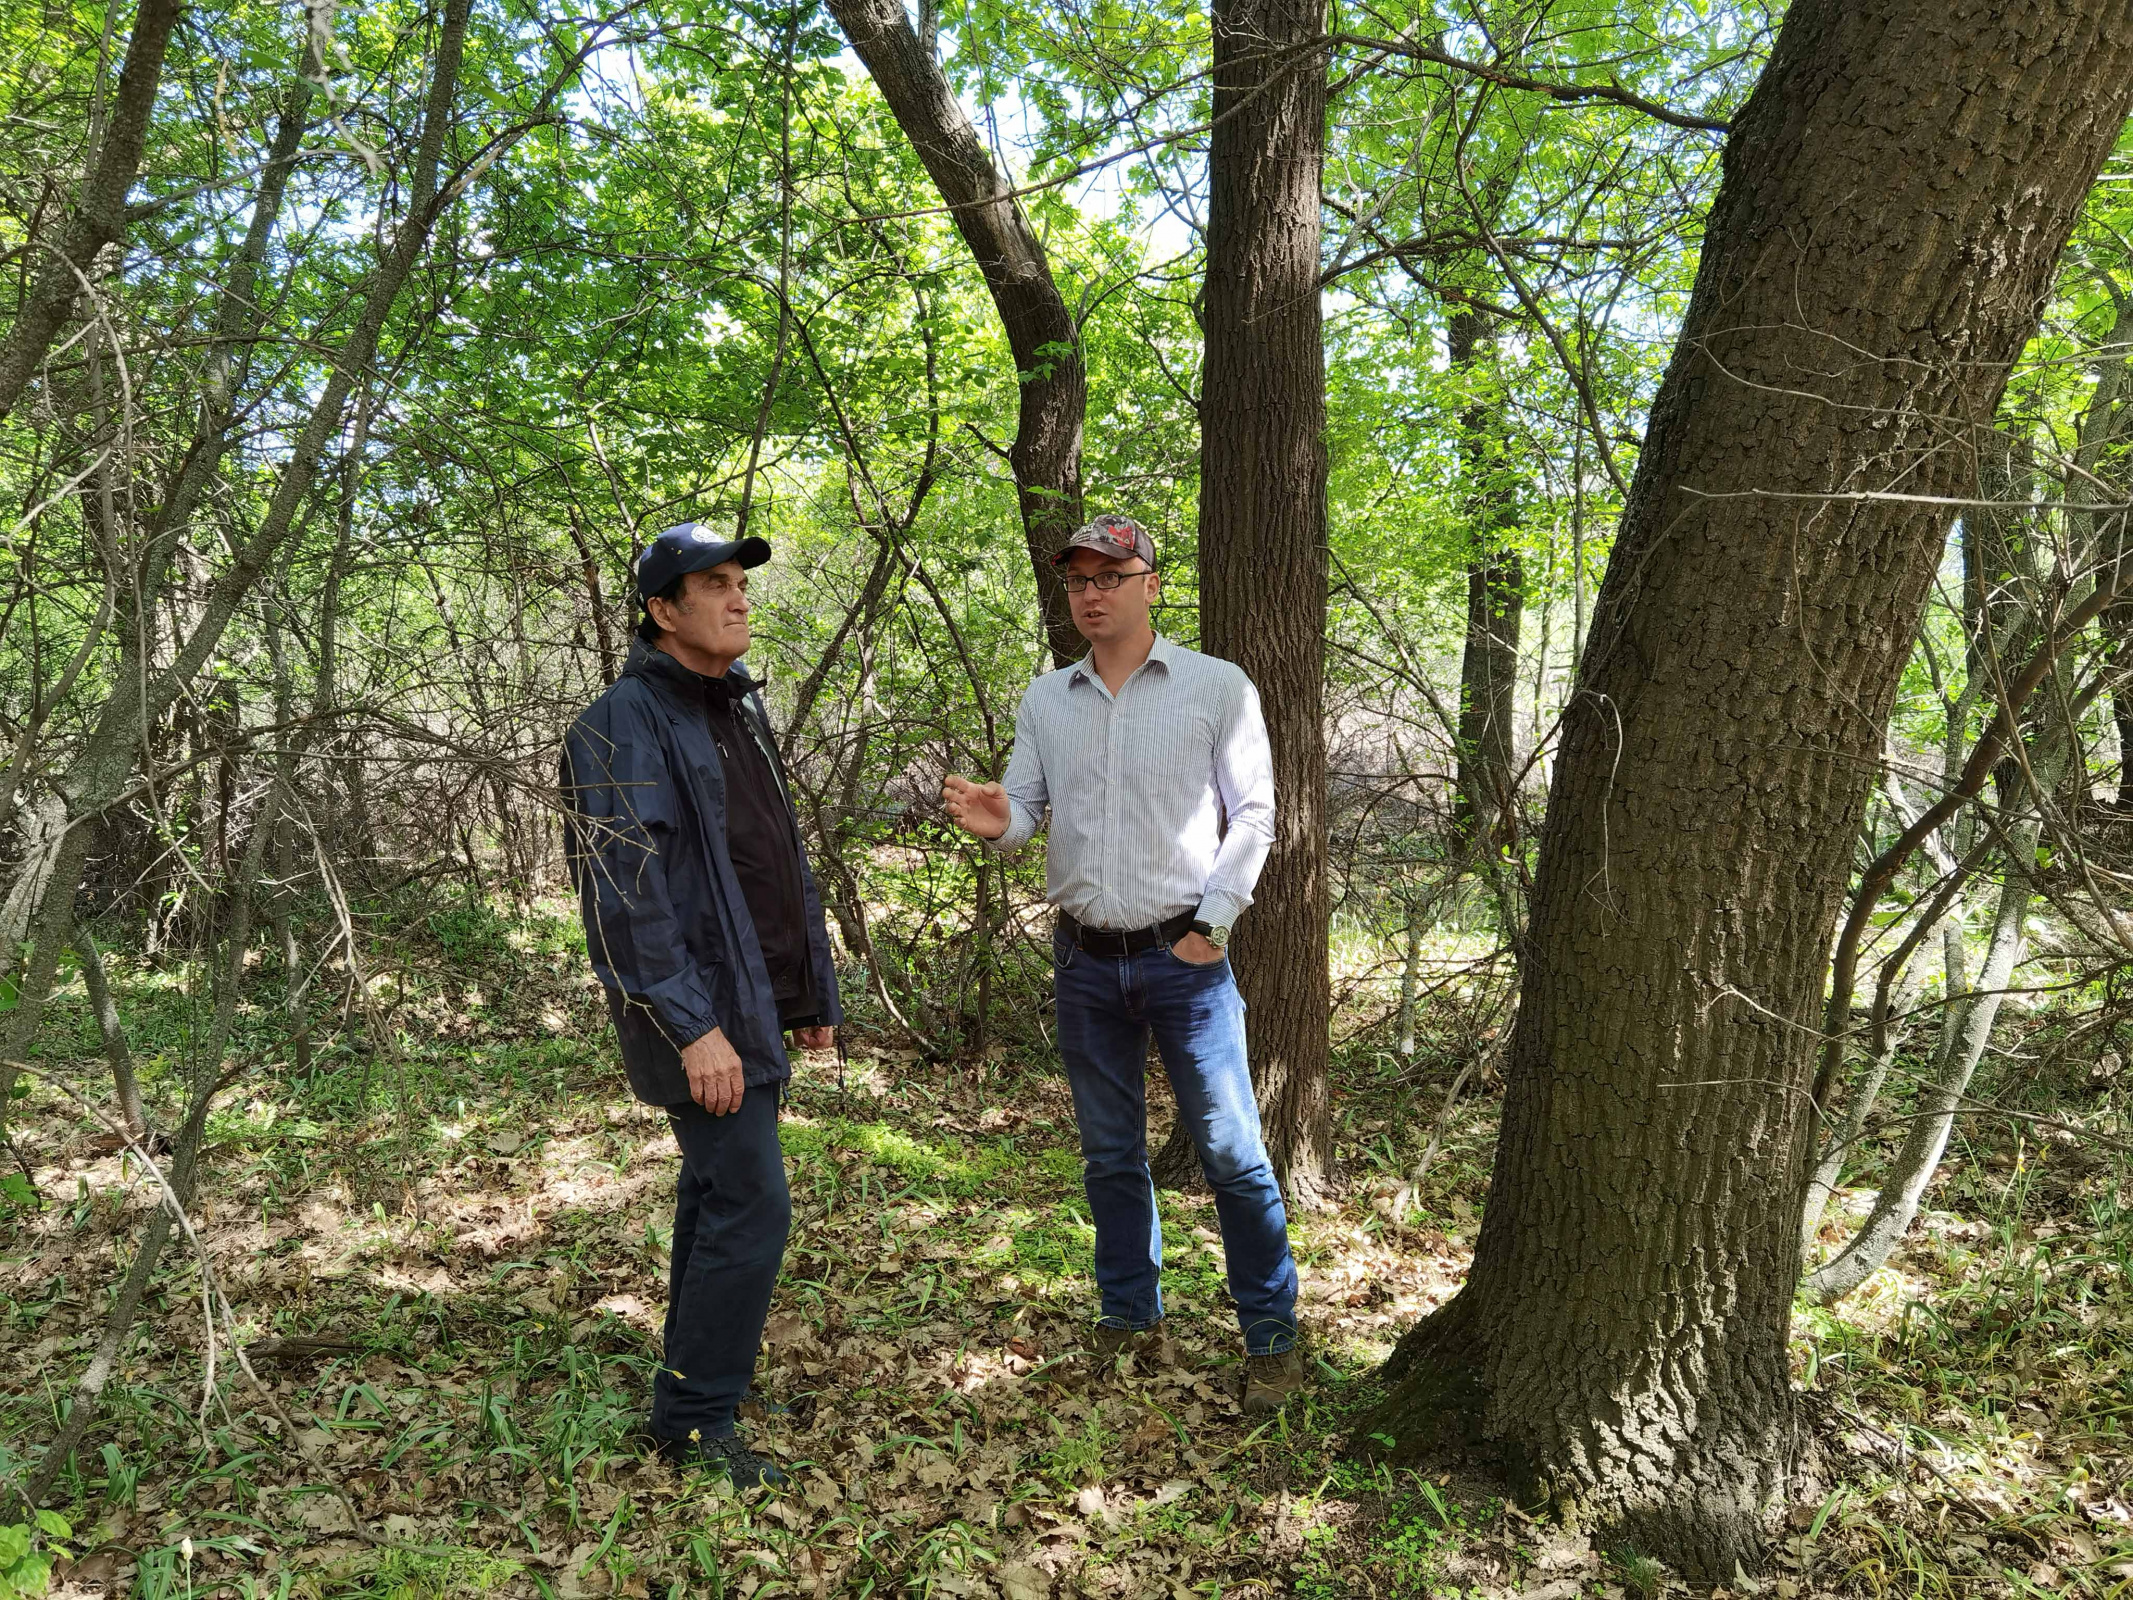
1357,1,2133,1579
0,0,184,423
826,0,1086,667
1197,0,1332,1193
1448,311,1524,857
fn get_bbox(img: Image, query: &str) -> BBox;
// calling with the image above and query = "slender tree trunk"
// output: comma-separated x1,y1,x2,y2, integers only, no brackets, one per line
2111,598,2133,807
1798,920,1933,1253
1356,2,2133,1579
71,925,149,1140
826,0,1087,667
25,774,276,1508
0,0,184,423
1197,0,1332,1194
1807,826,2038,1303
1447,311,1524,857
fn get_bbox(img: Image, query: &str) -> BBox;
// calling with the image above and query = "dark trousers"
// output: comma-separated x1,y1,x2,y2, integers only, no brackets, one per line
652,1084,790,1441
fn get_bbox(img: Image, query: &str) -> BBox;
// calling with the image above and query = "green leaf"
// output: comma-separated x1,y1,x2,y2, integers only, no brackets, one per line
30,1512,66,1540
0,1174,35,1209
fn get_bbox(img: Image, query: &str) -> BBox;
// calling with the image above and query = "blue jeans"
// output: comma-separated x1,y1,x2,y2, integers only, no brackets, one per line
1052,926,1299,1355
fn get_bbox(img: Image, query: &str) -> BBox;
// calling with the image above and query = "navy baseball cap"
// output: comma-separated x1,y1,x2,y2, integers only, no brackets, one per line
636,523,770,601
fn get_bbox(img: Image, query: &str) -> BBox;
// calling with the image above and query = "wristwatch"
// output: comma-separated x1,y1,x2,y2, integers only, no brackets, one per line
1189,919,1231,950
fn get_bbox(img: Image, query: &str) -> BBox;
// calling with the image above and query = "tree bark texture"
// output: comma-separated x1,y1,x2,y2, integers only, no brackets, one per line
1448,310,1525,856
826,0,1087,667
0,0,184,424
1197,0,1332,1193
1359,2,2133,1579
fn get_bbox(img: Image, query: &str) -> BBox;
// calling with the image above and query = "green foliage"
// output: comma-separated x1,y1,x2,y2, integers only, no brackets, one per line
366,1546,523,1600
0,1512,70,1599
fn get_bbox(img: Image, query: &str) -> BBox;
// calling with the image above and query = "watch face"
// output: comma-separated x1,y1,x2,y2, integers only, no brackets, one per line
1207,926,1231,948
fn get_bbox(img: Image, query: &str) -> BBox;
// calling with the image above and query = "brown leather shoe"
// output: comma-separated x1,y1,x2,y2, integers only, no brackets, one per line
1241,1349,1306,1414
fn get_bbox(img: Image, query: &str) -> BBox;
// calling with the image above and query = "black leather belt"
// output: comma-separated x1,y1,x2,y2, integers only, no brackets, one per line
1058,909,1197,956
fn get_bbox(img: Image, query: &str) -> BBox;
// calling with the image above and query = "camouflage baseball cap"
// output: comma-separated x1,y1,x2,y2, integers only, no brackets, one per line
1052,512,1155,569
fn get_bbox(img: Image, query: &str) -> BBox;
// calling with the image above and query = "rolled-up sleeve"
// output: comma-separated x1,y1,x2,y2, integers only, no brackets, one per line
1198,675,1275,931
562,700,720,1049
986,689,1049,854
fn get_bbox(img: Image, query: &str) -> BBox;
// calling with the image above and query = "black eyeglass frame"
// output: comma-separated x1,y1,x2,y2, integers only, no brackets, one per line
1060,565,1156,594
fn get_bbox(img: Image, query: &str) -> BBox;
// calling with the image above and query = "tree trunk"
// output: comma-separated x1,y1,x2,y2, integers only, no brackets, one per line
1448,311,1524,858
25,770,276,1508
1356,2,2133,1579
1197,0,1332,1195
2112,597,2133,806
0,0,184,424
826,0,1087,667
1806,828,2036,1303
71,925,149,1141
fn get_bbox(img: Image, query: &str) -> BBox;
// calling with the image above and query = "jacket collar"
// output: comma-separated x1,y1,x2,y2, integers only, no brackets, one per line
627,640,760,699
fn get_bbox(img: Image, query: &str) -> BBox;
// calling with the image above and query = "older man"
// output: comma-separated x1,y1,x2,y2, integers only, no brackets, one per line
942,513,1304,1412
563,523,840,1487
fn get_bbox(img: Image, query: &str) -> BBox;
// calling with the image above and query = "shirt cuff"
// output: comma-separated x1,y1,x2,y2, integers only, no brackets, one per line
985,799,1042,855
1196,889,1249,933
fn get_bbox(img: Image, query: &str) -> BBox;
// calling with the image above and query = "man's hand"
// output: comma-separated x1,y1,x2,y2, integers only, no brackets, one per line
1173,931,1225,966
791,1025,835,1052
682,1028,745,1115
941,775,1010,840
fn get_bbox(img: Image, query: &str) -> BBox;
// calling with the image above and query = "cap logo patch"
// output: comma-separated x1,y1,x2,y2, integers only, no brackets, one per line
689,524,716,543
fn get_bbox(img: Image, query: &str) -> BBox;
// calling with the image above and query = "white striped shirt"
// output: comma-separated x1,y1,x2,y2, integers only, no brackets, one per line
991,634,1276,932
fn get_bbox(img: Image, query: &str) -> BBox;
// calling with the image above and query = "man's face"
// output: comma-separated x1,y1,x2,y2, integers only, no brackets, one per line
1064,547,1157,644
650,560,751,662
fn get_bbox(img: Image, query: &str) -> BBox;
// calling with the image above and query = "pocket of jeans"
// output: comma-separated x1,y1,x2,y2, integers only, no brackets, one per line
1167,945,1227,969
1052,926,1077,971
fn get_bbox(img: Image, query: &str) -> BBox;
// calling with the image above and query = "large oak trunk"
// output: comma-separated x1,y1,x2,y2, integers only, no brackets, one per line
826,0,1086,667
1359,1,2133,1579
1197,0,1333,1192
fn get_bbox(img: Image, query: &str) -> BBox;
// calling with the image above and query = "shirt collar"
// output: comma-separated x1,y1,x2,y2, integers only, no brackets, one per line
1069,633,1174,687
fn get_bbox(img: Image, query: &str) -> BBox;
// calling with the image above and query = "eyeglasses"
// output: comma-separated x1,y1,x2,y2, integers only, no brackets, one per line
1061,567,1153,594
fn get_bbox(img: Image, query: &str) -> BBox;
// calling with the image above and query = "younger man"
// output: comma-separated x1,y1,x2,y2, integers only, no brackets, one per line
943,514,1304,1411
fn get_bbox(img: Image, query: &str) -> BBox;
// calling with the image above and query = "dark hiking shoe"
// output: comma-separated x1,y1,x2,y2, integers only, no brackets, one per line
1092,1322,1159,1359
1241,1349,1306,1415
653,1431,787,1489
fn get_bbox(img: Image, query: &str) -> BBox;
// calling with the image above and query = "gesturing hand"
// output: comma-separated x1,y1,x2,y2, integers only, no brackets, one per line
681,1027,745,1116
791,1025,835,1052
941,775,1010,840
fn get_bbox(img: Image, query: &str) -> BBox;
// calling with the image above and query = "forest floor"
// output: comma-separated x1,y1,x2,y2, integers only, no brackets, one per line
1,901,2129,1599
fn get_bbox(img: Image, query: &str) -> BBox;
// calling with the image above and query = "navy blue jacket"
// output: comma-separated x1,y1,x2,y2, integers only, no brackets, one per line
562,644,843,1105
